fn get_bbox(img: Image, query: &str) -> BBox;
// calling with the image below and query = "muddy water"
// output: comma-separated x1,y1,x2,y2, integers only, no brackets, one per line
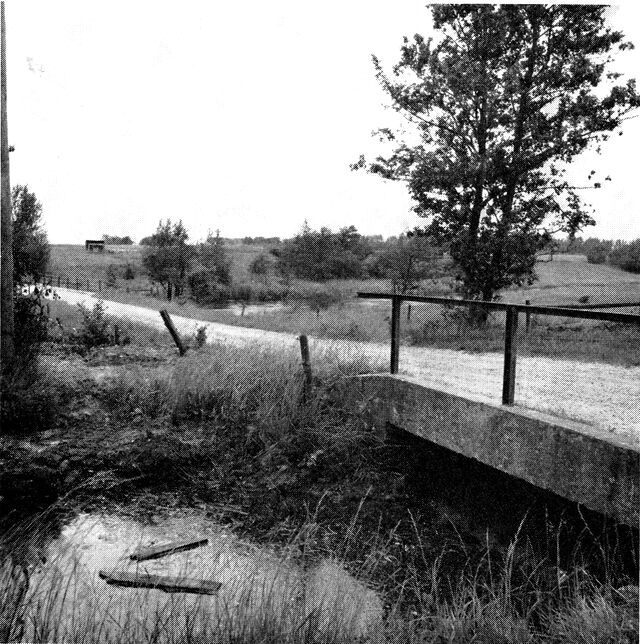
14,510,382,642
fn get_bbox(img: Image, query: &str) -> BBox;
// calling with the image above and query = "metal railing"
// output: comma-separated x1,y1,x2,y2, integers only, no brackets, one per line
357,292,640,405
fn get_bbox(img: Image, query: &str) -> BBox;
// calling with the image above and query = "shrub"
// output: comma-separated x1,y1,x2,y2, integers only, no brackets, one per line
586,245,608,264
609,239,640,273
13,292,50,359
75,301,112,348
249,253,273,278
187,269,231,306
1,292,59,434
123,263,135,280
105,264,118,287
194,325,207,348
301,286,345,318
272,223,371,281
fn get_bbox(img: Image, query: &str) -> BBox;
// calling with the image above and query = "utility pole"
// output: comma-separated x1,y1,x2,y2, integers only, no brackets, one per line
1,0,15,369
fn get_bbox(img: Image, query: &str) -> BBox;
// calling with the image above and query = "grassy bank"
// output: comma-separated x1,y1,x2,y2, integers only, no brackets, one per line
1,304,637,642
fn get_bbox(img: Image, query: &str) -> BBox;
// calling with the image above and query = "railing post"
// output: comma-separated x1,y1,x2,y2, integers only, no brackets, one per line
390,295,401,374
525,299,531,333
502,307,518,405
57,275,61,287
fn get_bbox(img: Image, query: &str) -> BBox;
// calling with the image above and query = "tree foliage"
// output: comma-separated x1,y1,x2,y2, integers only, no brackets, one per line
187,230,233,305
12,185,49,283
609,239,640,273
102,234,133,245
142,219,192,300
272,222,372,281
356,5,640,300
370,234,442,293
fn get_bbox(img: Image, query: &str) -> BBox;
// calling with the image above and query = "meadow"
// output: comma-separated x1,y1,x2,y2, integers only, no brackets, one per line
44,244,640,368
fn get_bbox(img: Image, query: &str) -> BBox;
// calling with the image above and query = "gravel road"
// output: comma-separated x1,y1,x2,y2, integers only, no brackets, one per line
54,289,639,446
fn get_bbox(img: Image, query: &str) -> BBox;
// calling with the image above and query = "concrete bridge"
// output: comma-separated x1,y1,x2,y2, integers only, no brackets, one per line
355,374,639,527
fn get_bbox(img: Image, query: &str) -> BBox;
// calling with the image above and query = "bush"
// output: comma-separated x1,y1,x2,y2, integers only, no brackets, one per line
1,292,59,434
273,223,371,281
609,239,640,273
187,269,231,306
300,286,345,317
105,265,118,287
194,325,207,348
249,253,273,278
75,301,112,349
123,263,135,280
586,244,608,264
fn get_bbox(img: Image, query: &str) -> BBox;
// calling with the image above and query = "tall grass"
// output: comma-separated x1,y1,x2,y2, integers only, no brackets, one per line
1,503,637,644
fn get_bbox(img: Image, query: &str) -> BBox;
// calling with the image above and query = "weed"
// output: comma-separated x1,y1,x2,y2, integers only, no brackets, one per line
194,325,207,348
75,301,112,349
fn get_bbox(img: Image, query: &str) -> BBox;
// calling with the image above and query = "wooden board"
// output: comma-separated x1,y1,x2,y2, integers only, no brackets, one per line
98,570,221,595
129,538,209,562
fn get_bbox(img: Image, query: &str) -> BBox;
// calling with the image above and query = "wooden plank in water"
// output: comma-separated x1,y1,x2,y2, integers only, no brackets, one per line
98,570,221,595
129,538,209,562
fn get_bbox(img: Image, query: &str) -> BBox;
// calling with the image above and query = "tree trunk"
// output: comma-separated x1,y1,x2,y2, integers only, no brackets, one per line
0,2,15,370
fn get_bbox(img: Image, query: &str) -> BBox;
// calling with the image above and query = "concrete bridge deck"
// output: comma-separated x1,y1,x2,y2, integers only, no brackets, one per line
355,374,639,527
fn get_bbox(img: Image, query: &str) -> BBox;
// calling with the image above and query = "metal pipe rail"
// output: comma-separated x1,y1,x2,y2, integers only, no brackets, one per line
357,292,640,406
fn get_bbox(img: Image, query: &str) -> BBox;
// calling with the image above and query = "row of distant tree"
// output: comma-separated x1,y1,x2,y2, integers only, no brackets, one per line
138,219,451,302
561,237,640,272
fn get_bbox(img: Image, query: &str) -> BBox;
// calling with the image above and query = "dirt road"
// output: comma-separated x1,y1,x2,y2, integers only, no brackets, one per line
54,289,639,445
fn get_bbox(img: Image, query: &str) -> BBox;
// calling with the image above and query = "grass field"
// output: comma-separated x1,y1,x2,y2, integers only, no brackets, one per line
43,247,640,367
47,245,640,304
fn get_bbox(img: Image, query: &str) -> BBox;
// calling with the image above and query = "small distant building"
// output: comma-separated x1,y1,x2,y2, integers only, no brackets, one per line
85,239,105,252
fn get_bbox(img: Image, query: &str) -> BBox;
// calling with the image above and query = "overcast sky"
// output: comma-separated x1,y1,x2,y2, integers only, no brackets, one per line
5,1,640,243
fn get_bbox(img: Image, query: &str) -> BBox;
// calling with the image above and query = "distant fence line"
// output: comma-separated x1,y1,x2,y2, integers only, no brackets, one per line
357,292,640,406
28,274,153,296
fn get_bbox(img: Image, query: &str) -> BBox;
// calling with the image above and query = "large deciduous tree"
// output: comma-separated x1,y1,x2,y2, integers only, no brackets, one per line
355,5,639,303
12,185,49,283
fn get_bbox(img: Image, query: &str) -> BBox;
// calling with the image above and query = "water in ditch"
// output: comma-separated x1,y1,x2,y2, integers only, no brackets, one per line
2,510,382,643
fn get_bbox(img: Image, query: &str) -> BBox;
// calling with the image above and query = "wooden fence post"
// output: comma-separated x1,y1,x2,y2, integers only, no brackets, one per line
98,280,102,292
525,299,531,333
390,295,401,375
502,307,518,405
76,278,80,290
87,278,90,291
159,309,187,356
66,277,70,289
57,275,61,287
299,334,313,401
114,324,120,345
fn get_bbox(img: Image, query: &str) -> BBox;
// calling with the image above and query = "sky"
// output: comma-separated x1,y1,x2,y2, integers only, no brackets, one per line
4,1,640,244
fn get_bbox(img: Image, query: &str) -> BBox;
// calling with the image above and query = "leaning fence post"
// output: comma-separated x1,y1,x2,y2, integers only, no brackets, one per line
298,334,313,401
502,307,519,405
159,309,187,356
390,295,401,375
